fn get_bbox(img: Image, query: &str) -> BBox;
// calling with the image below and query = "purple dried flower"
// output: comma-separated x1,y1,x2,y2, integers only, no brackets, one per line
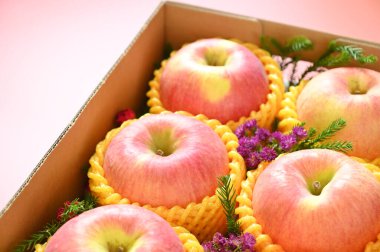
279,134,297,151
235,125,246,139
241,233,256,251
256,128,271,142
269,131,283,143
246,152,261,169
226,233,239,250
235,120,258,138
244,119,257,131
202,241,213,251
238,137,261,158
202,232,256,252
259,146,278,161
292,126,308,140
237,144,251,159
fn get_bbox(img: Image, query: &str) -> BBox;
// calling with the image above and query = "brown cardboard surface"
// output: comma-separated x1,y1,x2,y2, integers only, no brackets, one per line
164,2,262,48
1,1,379,251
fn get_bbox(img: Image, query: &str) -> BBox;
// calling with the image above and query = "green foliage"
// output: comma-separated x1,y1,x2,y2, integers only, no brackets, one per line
216,175,241,236
294,118,353,153
315,40,378,68
14,196,97,252
260,35,313,57
260,35,378,88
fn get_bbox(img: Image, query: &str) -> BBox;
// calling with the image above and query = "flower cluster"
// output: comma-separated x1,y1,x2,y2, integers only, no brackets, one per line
235,120,307,170
56,200,83,222
115,108,136,126
202,232,256,252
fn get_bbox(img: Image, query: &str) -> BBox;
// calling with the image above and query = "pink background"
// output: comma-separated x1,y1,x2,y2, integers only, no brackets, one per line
1,0,379,210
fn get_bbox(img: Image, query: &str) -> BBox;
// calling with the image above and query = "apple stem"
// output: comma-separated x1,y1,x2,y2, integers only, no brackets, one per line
312,180,322,195
156,149,165,156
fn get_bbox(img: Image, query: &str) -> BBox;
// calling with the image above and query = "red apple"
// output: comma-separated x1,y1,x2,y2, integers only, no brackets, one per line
252,149,380,252
45,204,183,252
158,38,269,124
296,67,380,160
103,113,229,208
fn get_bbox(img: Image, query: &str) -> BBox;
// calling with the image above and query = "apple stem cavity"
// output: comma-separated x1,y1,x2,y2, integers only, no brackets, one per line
150,130,176,157
156,149,165,156
107,242,126,252
349,78,368,95
204,47,229,66
312,180,322,195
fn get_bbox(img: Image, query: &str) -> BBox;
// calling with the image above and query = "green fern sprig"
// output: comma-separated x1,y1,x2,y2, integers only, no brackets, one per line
308,118,347,144
314,141,353,153
284,36,314,55
260,35,313,57
260,35,378,88
294,118,353,153
14,196,97,252
13,223,60,252
216,175,241,236
298,40,378,81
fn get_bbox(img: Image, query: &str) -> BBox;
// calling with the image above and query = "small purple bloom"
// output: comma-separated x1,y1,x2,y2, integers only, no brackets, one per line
226,233,239,250
256,128,271,142
246,152,261,169
237,145,250,159
202,232,256,252
242,137,260,149
235,124,246,139
279,134,297,151
292,126,308,140
237,139,252,158
244,119,257,131
259,146,278,161
202,241,213,251
270,131,283,142
235,120,258,138
215,232,230,250
241,233,256,251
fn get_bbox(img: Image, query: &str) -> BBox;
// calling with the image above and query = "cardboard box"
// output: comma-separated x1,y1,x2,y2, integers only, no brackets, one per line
1,1,379,251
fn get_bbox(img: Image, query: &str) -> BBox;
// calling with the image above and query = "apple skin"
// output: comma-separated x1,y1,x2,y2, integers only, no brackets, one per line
103,113,229,208
45,204,183,252
296,67,380,160
159,38,269,124
252,149,380,252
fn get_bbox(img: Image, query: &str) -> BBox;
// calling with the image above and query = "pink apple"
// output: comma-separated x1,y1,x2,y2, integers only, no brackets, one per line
159,38,269,124
45,204,183,252
103,113,229,208
296,67,380,160
252,149,380,252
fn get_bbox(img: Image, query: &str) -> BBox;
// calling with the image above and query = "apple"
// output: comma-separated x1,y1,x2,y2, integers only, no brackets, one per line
157,38,269,124
251,149,380,252
296,67,380,160
45,204,183,252
103,112,229,208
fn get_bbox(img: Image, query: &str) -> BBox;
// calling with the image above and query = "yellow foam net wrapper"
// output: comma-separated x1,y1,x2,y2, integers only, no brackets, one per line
235,159,380,252
276,80,380,167
88,111,246,242
34,226,204,252
146,38,285,131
